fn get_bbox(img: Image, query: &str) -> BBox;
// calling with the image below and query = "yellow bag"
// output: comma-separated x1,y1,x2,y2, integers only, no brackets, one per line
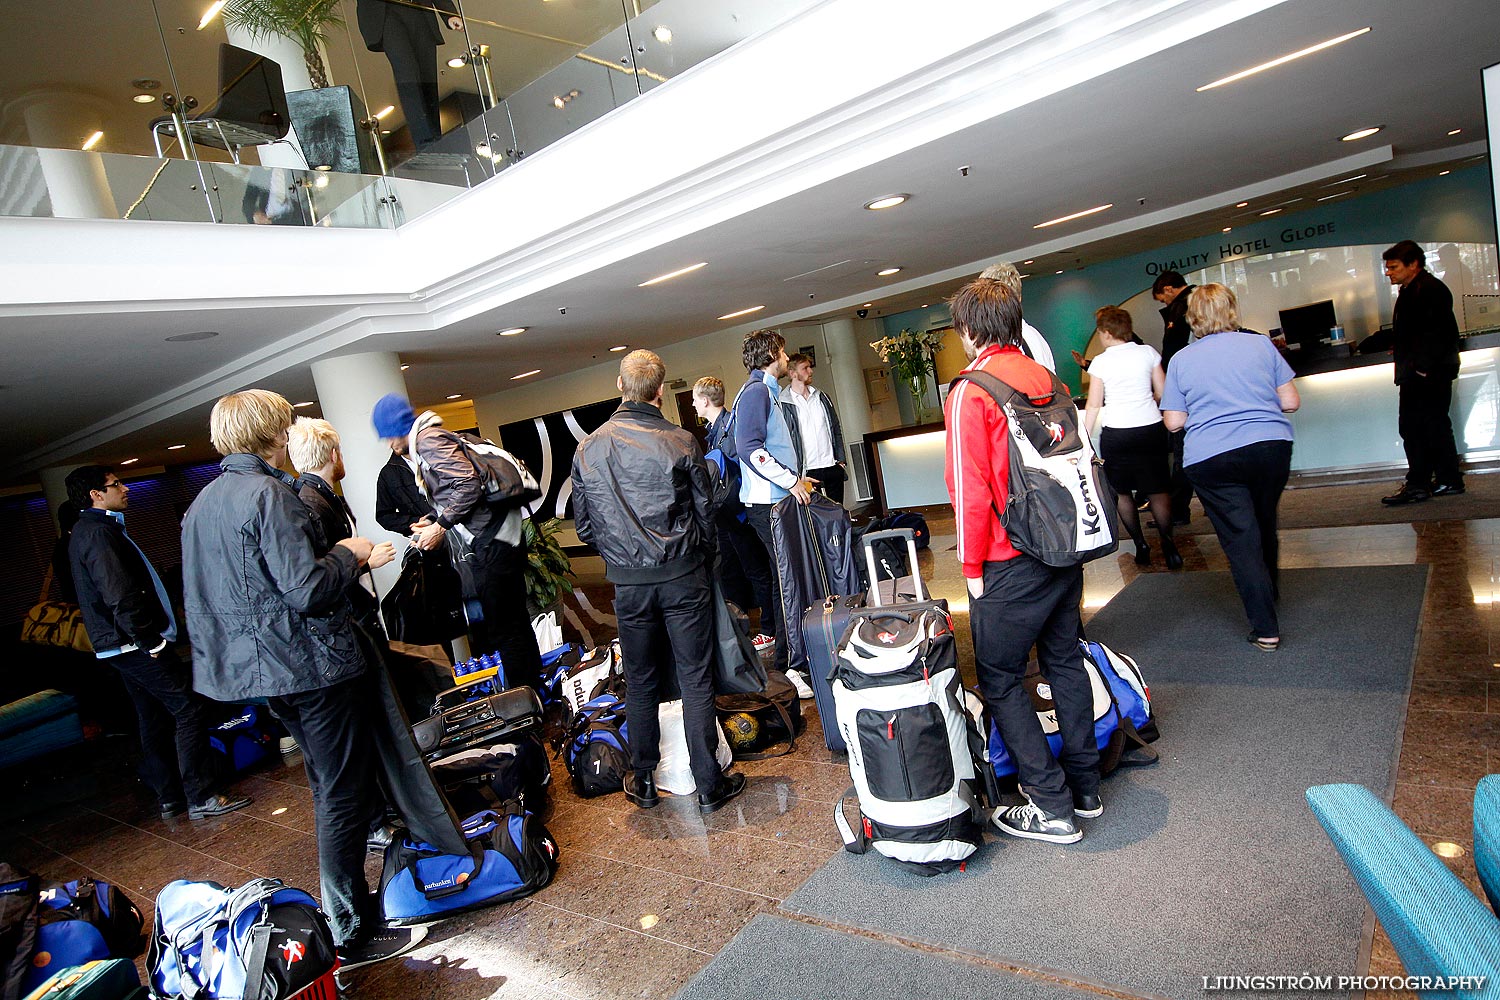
21,601,94,653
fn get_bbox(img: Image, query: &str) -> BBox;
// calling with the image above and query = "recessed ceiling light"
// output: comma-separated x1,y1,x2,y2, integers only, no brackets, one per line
1235,201,1249,208
1018,274,1031,279
448,56,466,68
120,458,139,466
293,401,315,408
1055,270,1064,275
863,194,910,211
921,304,929,308
400,364,410,370
132,93,156,104
1222,227,1232,232
652,25,673,44
1439,170,1451,176
497,327,528,336
81,131,103,151
553,96,565,110
718,305,765,320
1447,128,1462,136
381,129,391,136
1034,203,1112,229
638,261,708,287
167,444,186,451
1340,126,1382,142
374,106,395,120
197,0,226,30
1317,191,1353,201
1022,260,1034,265
164,330,219,342
1258,208,1282,216
609,344,629,352
876,267,902,277
1195,26,1371,92
446,393,463,400
862,303,873,309
314,164,332,171
511,369,542,380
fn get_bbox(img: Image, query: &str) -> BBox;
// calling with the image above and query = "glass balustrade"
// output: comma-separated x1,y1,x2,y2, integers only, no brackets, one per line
0,0,820,225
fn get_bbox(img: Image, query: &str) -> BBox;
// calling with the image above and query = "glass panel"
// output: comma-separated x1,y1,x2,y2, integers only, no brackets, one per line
626,0,816,97
0,0,178,159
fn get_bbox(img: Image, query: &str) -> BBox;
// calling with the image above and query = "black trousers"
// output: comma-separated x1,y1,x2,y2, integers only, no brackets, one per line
379,5,442,146
110,647,217,807
472,543,543,691
267,675,383,947
613,566,723,794
1185,439,1292,638
1398,375,1462,488
806,465,845,505
718,514,775,635
1167,428,1193,522
743,504,788,672
969,555,1097,816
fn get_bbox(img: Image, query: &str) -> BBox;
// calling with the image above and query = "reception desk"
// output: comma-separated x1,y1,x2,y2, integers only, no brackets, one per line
865,332,1500,509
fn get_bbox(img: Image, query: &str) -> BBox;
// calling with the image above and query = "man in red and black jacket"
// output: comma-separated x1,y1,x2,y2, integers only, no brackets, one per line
944,274,1101,846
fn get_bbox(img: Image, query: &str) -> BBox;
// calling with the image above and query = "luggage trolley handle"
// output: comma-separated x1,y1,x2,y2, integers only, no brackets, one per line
860,528,927,602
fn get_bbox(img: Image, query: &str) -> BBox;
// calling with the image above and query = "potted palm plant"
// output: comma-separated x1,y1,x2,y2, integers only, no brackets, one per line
222,0,344,89
523,516,576,619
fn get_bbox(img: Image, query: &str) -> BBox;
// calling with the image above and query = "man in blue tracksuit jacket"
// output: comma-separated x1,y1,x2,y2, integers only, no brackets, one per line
733,329,813,673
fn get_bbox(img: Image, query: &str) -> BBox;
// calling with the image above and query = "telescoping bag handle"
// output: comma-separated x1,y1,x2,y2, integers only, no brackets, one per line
860,528,927,602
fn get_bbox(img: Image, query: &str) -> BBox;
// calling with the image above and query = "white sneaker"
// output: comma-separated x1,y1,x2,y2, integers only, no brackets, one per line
278,736,300,755
751,633,776,651
785,670,815,700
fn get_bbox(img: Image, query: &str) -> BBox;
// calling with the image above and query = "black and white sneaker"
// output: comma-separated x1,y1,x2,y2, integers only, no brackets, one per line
337,925,428,972
992,801,1082,844
1073,792,1103,819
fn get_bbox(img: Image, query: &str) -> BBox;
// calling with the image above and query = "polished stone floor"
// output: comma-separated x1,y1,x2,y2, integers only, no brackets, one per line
3,492,1496,1000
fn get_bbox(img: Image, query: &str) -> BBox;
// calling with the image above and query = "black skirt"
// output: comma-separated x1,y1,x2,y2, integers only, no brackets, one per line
1099,422,1171,496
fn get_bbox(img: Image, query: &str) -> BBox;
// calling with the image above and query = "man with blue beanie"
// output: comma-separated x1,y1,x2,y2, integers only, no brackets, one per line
374,393,543,690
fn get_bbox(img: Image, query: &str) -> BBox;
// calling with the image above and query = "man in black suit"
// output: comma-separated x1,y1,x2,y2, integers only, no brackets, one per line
356,0,462,148
1380,240,1465,505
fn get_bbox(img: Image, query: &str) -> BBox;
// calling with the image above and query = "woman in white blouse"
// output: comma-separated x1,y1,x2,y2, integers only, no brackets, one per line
1083,306,1181,569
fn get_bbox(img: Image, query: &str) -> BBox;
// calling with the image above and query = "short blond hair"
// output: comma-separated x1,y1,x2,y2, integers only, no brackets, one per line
620,349,666,403
1185,283,1240,337
979,261,1023,299
287,417,340,473
210,389,295,458
693,376,724,407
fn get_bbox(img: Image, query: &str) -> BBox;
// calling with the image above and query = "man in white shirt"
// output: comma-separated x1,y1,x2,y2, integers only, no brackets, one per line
782,353,847,503
979,262,1056,372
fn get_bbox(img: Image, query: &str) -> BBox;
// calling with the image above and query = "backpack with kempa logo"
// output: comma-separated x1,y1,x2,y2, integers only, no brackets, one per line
562,694,631,798
949,369,1118,567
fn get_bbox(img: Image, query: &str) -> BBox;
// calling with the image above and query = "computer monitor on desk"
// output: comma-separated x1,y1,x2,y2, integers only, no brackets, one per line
1278,299,1338,370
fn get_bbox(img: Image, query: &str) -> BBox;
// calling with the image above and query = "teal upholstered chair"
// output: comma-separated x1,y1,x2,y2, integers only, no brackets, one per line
1306,777,1500,998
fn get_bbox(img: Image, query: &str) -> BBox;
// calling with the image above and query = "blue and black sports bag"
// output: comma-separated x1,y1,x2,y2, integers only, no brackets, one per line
380,803,559,926
988,638,1160,780
21,877,144,995
562,693,631,798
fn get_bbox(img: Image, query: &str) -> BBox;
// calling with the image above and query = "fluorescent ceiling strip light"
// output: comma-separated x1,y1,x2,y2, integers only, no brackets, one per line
81,131,103,151
1316,191,1353,201
197,0,226,29
718,305,764,320
511,369,542,380
1196,27,1371,92
638,262,707,287
1034,204,1112,229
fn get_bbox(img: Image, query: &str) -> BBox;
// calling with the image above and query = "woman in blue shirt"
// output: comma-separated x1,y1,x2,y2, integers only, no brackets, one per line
1160,284,1300,651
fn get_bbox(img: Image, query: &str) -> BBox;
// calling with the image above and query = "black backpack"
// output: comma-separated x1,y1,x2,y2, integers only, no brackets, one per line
562,694,632,798
950,370,1119,567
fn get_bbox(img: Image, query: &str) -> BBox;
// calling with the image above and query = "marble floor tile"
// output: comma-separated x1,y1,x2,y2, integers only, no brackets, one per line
1391,782,1478,839
1393,741,1491,789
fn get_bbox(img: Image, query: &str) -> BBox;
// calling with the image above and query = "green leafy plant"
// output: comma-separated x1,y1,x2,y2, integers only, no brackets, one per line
222,0,345,89
870,327,947,422
523,516,575,616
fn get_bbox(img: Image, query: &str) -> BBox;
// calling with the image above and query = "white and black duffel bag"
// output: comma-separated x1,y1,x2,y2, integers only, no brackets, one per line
830,604,995,875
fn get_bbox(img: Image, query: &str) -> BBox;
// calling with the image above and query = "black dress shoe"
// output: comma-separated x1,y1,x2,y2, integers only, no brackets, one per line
624,771,659,809
366,822,401,854
698,772,747,814
1431,483,1465,497
1381,485,1430,506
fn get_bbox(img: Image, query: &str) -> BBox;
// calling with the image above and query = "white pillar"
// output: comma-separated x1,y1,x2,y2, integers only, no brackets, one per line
820,317,871,454
38,465,84,530
21,95,119,219
309,351,409,594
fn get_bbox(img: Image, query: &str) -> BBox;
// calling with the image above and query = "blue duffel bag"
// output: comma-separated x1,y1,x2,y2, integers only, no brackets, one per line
988,639,1160,780
379,802,559,926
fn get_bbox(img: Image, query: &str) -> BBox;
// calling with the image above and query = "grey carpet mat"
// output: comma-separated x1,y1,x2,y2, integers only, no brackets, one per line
675,913,1104,1000
782,565,1426,1000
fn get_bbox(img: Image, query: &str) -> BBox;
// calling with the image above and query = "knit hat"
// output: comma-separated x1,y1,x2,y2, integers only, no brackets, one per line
372,393,416,439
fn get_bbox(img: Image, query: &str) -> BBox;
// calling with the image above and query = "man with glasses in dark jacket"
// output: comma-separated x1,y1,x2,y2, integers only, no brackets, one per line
66,465,250,823
571,350,745,815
